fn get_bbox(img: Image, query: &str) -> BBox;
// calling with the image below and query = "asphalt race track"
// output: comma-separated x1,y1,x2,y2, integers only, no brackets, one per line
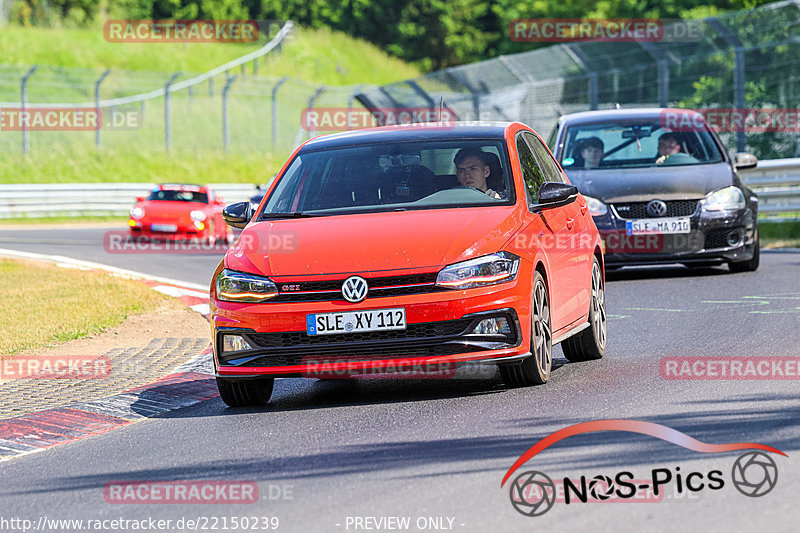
1,225,799,532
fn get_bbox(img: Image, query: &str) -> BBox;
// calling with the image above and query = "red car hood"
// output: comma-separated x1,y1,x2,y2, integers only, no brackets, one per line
139,200,202,222
225,207,521,277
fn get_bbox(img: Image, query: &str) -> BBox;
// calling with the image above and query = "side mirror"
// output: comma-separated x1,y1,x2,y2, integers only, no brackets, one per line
215,196,225,205
222,201,252,229
734,152,758,170
135,196,145,202
534,182,579,209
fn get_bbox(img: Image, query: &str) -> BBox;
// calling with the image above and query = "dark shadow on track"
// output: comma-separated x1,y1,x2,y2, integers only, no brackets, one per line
5,392,796,495
606,264,731,282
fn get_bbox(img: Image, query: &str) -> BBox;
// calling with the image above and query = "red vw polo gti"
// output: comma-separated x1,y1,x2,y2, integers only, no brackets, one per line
210,123,606,406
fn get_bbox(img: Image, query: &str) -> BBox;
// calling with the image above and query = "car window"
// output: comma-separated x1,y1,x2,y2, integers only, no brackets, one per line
524,132,565,184
261,140,513,216
516,134,546,201
147,190,208,203
559,121,724,170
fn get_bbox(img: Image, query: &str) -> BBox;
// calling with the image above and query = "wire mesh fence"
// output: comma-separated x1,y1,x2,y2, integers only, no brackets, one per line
356,0,800,160
0,21,371,160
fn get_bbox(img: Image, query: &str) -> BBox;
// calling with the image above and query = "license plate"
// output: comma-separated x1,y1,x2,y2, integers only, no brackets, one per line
150,224,178,233
306,308,406,336
626,217,690,235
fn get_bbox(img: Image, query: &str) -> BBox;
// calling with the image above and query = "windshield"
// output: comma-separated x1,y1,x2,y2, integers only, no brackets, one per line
147,190,208,203
261,140,513,217
560,121,723,170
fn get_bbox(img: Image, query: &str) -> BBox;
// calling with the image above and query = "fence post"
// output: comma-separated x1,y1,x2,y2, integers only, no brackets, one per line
95,69,111,150
271,76,288,149
293,85,325,148
20,65,37,155
639,41,670,107
222,73,238,152
164,72,181,154
209,77,214,97
707,18,746,152
563,45,598,110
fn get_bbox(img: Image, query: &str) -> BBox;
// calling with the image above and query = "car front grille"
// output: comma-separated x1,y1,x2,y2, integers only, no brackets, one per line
613,200,700,219
248,318,475,349
217,313,520,367
270,272,445,302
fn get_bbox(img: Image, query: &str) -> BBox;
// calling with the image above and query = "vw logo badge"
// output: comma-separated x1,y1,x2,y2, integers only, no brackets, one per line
646,199,668,217
342,276,368,303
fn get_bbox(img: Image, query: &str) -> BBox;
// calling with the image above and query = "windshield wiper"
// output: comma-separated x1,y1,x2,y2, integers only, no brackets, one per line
260,212,324,219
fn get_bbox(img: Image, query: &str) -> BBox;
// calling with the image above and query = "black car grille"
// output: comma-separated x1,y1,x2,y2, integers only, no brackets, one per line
248,318,474,348
217,314,520,367
613,200,700,219
270,272,444,302
238,344,487,368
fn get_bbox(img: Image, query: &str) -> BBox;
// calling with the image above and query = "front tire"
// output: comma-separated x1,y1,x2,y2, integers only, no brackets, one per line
562,257,606,362
500,271,552,387
216,377,274,407
729,234,759,273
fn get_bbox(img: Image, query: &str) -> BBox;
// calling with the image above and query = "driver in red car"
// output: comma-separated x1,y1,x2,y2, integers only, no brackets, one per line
454,148,502,199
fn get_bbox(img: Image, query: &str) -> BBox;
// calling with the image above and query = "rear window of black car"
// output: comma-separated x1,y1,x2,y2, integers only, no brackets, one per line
560,121,723,170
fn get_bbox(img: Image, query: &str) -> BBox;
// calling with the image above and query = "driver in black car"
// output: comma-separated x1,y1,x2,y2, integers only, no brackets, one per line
453,148,502,199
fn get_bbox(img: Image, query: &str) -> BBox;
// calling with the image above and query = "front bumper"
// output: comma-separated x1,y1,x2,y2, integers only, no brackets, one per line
211,271,533,378
596,206,757,266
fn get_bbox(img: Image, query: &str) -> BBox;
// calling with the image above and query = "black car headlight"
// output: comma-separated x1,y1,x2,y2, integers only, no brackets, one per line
436,252,520,290
215,269,278,303
703,186,746,212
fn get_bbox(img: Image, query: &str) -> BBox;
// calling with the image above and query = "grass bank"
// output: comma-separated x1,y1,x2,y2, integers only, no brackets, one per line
0,258,166,355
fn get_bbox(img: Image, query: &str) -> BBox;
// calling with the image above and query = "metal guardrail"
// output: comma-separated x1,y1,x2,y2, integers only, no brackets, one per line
739,159,800,218
0,158,797,219
0,183,258,218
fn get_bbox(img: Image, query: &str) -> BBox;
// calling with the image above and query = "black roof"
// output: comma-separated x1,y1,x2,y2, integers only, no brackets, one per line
301,122,513,151
557,107,702,126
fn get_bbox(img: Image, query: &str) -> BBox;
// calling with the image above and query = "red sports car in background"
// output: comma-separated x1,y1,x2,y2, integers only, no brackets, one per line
128,184,232,243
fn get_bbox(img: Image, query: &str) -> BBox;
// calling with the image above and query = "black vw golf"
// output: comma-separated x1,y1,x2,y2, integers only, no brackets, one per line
548,108,759,272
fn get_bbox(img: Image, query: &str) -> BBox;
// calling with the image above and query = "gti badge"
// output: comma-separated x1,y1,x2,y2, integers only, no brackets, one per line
646,199,668,217
342,276,368,303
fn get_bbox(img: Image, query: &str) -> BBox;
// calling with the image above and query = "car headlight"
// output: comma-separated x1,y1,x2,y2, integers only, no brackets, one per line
190,210,207,221
436,252,520,289
703,186,745,212
130,207,145,219
215,269,279,303
583,195,608,216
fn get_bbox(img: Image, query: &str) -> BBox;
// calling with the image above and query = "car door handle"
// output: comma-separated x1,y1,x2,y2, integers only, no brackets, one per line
580,204,588,215
566,218,575,229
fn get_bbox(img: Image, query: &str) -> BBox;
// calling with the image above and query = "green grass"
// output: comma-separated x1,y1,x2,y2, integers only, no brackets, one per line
0,258,166,355
0,24,420,190
760,219,800,248
0,24,420,85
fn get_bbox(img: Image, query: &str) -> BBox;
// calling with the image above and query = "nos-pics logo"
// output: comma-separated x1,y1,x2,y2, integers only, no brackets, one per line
502,420,784,517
